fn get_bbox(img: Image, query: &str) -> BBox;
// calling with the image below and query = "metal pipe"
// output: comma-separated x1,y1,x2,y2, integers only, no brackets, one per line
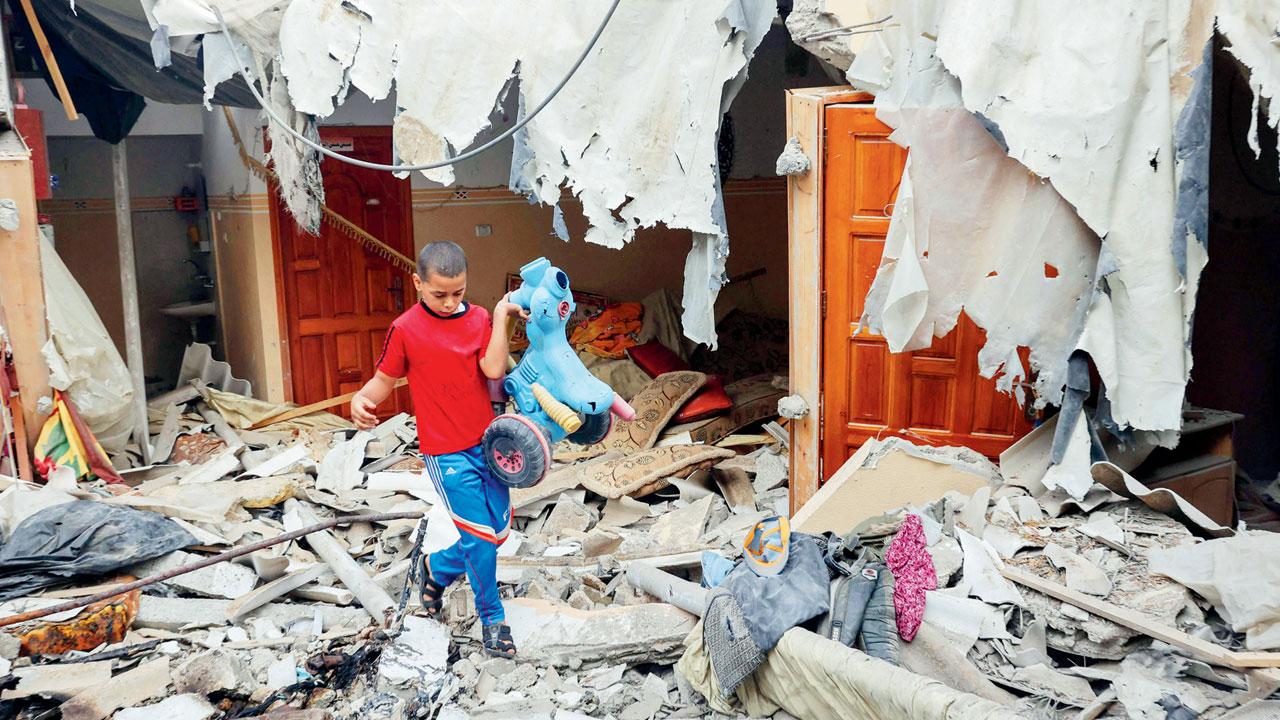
0,510,424,628
113,141,151,465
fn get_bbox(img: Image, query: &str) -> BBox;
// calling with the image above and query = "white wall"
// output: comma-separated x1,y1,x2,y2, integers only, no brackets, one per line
22,81,204,137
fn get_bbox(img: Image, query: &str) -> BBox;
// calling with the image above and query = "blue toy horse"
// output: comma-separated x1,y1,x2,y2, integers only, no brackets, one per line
482,257,635,488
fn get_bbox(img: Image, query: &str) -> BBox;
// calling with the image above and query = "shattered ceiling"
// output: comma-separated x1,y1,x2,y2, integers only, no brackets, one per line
821,0,1279,436
152,0,777,349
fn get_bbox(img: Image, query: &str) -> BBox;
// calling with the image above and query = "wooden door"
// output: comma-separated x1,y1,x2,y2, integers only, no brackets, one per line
821,104,1030,479
271,127,414,417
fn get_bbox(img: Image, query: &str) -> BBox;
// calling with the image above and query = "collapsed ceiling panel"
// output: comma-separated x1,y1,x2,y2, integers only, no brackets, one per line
847,0,1099,411
158,0,775,348
816,0,1278,436
933,0,1216,434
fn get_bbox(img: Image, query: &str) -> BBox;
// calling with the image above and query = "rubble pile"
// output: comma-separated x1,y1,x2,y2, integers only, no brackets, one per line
0,373,1275,719
0,374,796,719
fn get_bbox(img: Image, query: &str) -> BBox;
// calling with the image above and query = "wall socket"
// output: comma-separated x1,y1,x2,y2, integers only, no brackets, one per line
475,224,492,237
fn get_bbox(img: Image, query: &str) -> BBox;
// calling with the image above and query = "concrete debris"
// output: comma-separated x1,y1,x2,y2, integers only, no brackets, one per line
174,649,256,696
3,661,113,701
774,137,811,177
59,658,171,720
130,550,259,599
114,694,219,720
10,319,1268,720
376,615,450,697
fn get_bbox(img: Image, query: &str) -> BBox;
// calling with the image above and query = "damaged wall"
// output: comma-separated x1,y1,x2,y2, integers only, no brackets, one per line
164,0,779,348
197,27,825,403
204,106,286,403
791,0,1280,440
37,134,208,391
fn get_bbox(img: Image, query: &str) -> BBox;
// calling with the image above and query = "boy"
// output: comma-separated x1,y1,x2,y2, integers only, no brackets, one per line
351,240,526,658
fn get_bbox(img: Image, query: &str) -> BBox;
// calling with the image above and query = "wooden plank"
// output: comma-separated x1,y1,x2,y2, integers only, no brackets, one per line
1002,566,1280,670
16,0,78,121
786,89,825,517
0,136,51,451
248,377,406,430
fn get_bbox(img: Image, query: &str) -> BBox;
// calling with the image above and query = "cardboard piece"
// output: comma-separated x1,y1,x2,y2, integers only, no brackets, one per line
792,439,991,535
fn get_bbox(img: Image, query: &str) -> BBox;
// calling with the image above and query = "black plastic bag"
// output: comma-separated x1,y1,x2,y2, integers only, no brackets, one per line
0,500,197,601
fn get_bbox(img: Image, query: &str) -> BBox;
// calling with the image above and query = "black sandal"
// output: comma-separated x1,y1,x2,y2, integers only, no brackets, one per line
482,623,517,658
418,554,446,617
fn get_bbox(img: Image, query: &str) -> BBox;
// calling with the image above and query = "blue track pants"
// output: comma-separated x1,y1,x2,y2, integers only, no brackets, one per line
424,445,511,625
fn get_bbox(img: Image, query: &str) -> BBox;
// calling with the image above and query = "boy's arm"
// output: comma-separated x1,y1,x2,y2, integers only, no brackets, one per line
479,294,528,380
350,371,399,430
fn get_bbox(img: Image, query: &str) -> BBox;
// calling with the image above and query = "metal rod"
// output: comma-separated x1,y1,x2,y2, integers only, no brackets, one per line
0,510,424,628
112,142,151,465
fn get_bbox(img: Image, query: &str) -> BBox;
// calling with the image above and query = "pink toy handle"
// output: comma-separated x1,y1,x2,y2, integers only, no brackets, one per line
610,393,636,421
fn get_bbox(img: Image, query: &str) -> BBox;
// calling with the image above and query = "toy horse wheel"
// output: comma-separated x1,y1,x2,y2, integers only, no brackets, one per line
482,414,551,489
567,411,613,446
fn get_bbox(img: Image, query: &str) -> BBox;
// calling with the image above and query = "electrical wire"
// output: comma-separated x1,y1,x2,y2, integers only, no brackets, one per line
212,0,622,173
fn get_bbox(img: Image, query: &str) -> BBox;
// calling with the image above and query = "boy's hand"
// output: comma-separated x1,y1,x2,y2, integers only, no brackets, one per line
350,393,378,430
495,293,530,321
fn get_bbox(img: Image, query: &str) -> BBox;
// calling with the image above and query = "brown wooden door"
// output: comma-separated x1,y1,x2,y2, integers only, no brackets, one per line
272,127,414,418
821,104,1030,479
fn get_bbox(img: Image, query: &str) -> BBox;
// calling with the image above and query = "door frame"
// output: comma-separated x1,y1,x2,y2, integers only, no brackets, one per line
786,87,873,514
267,125,415,405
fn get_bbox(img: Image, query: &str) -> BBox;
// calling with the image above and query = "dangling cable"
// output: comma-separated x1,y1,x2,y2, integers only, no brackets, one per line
212,0,622,174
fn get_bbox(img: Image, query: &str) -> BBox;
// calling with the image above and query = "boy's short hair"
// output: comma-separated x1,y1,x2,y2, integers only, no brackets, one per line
418,241,467,279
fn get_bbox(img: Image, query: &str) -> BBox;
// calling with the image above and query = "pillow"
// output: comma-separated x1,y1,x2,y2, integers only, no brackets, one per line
591,371,707,452
579,444,737,499
674,375,733,423
627,340,691,378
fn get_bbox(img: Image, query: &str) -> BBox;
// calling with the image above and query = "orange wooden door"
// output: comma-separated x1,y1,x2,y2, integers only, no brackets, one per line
272,127,414,417
821,104,1030,479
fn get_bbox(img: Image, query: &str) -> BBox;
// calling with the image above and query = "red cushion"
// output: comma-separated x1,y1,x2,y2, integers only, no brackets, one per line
627,340,690,378
675,375,733,423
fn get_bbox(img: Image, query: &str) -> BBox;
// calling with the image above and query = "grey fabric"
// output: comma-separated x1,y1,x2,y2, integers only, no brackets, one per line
720,533,830,653
703,591,766,698
859,563,899,665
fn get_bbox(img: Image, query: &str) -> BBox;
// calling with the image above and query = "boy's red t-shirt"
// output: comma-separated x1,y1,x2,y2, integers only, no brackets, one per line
376,301,494,455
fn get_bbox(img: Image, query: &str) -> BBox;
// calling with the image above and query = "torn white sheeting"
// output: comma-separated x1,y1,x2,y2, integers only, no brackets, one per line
847,0,1098,410
1039,409,1094,502
316,431,372,495
955,529,1023,606
931,0,1216,434
1148,532,1280,650
921,589,1011,653
37,235,137,454
188,0,774,349
1090,461,1231,538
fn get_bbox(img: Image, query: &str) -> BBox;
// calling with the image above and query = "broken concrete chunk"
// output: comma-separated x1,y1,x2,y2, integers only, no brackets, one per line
957,486,992,535
3,660,112,701
136,595,370,633
505,598,697,667
544,493,597,539
752,451,789,493
174,649,255,696
377,615,450,698
649,495,719,547
130,550,259,599
59,658,171,720
115,694,218,720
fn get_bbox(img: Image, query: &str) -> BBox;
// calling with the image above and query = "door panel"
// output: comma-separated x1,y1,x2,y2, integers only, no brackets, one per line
272,127,413,418
821,104,1030,480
